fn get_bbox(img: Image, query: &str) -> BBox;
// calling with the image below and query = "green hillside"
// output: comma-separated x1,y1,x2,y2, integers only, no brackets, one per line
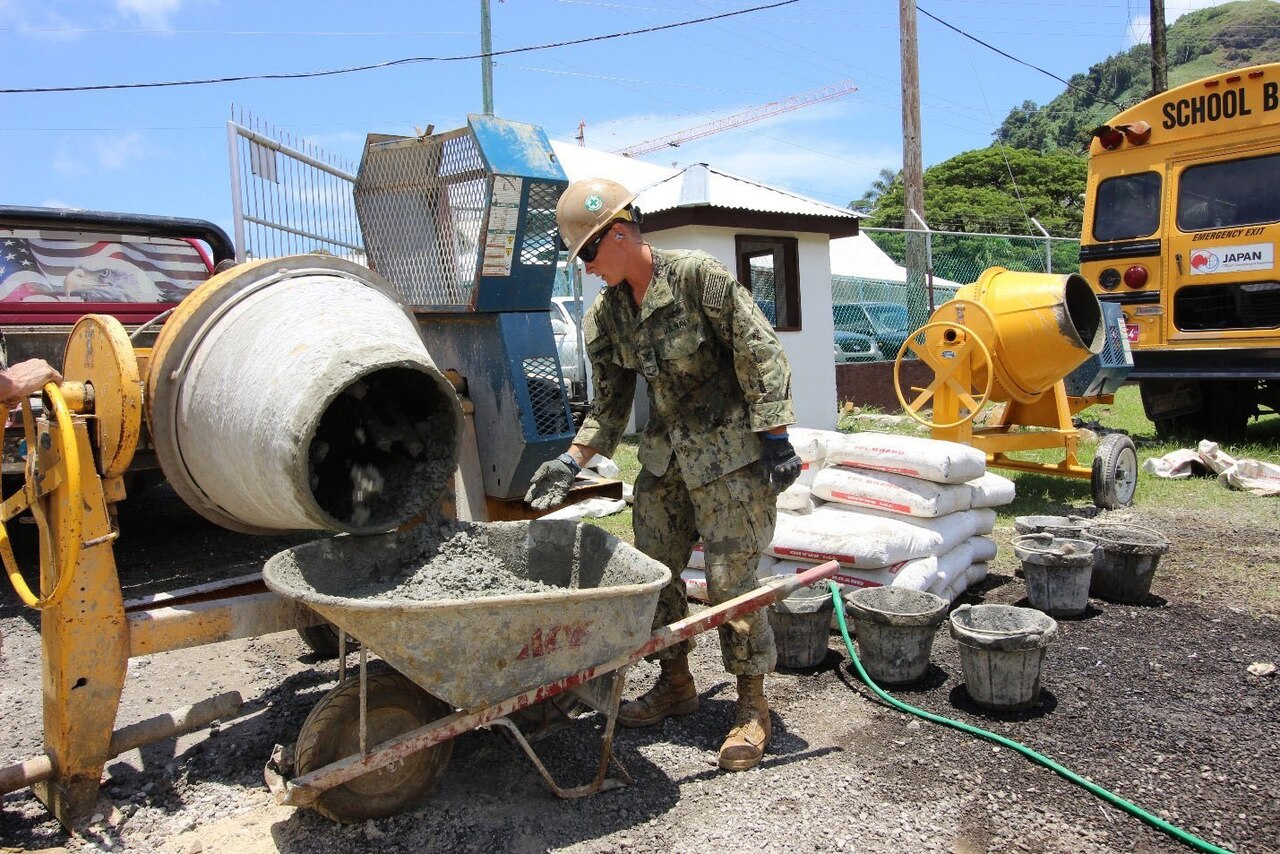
997,0,1280,153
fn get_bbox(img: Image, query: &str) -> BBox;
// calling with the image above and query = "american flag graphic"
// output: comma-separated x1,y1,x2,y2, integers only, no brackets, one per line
0,233,210,303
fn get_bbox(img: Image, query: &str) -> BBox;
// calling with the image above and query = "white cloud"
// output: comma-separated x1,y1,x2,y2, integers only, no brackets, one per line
94,131,147,170
115,0,184,29
592,102,895,208
40,199,80,210
52,131,147,177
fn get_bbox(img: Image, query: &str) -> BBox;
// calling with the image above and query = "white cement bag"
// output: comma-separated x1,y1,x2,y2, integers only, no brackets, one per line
965,561,988,587
795,460,821,489
813,465,971,518
772,558,907,591
967,535,998,563
585,454,621,478
891,555,940,591
1142,448,1207,479
924,542,974,597
777,482,816,514
788,427,830,464
681,568,708,602
827,431,986,484
539,497,626,521
687,544,705,570
967,472,1016,508
769,503,993,569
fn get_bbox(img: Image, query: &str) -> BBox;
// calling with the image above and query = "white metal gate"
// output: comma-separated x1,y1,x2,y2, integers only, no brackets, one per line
226,108,363,263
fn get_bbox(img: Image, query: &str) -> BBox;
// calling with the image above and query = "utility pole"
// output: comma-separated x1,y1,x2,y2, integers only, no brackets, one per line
481,0,494,115
900,0,929,326
1150,0,1168,95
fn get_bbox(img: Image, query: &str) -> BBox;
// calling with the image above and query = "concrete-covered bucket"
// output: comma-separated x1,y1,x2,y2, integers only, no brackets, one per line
949,603,1057,711
146,255,463,535
1012,534,1097,617
1083,522,1171,603
768,583,834,669
844,586,949,685
954,267,1105,403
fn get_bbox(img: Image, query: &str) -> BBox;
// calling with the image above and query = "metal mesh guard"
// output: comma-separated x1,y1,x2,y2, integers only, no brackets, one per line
520,181,561,267
355,131,487,308
522,357,571,436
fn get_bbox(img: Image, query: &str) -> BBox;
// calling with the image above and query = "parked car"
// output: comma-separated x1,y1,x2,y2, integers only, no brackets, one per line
832,301,912,360
550,295,588,402
834,330,883,363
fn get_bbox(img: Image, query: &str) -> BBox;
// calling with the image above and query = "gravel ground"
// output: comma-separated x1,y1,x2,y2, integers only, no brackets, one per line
1,484,1278,854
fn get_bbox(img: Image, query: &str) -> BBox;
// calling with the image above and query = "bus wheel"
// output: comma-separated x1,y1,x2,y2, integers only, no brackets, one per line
1092,433,1138,509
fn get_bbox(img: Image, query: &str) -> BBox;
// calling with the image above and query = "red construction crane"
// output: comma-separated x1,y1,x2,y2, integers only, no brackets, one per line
613,79,858,158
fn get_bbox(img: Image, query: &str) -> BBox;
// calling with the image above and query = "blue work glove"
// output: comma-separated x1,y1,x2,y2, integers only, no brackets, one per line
761,433,803,494
524,453,581,510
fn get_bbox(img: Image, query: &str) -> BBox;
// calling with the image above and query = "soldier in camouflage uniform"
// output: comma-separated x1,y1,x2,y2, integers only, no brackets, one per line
526,177,802,771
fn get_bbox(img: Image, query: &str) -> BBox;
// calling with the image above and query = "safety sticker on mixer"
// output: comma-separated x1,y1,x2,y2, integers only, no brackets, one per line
483,176,524,276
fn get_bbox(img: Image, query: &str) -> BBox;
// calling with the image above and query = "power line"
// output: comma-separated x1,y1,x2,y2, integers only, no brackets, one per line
0,0,797,95
917,4,1124,110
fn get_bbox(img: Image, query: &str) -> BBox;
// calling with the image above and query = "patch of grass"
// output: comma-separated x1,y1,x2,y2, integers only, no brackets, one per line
581,436,639,545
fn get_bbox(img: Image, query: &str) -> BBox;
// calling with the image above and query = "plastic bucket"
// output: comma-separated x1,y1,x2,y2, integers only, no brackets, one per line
1083,523,1171,604
844,587,949,684
768,584,834,669
948,604,1057,711
1012,534,1096,617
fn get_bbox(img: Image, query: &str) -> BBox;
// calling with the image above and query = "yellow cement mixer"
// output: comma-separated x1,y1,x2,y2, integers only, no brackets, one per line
893,267,1136,508
0,255,472,826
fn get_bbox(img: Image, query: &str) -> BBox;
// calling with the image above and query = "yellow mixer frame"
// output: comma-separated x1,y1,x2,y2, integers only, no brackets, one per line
0,312,324,827
892,269,1139,509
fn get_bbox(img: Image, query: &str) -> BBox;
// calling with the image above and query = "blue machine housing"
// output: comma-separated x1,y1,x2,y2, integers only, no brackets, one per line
354,115,575,500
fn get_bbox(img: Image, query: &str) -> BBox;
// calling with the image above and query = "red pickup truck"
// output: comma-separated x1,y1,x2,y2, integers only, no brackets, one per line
0,205,235,476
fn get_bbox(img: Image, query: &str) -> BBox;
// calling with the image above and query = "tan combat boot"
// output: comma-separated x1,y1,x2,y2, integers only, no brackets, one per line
718,674,770,771
617,655,699,727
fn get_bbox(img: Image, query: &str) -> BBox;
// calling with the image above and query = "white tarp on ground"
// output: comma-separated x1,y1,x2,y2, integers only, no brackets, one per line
1143,440,1280,496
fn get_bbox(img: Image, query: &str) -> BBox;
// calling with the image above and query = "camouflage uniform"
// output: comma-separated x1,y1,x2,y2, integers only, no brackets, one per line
573,249,795,675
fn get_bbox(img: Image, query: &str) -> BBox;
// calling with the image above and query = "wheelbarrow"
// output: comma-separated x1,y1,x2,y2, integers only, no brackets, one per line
261,518,838,822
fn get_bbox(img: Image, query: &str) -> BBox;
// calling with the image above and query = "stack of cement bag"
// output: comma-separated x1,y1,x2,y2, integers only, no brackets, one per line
682,430,1015,604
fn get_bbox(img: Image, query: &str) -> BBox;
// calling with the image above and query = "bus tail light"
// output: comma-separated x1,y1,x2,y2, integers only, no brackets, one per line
1124,265,1149,289
1117,121,1151,145
1091,125,1125,150
1099,268,1122,290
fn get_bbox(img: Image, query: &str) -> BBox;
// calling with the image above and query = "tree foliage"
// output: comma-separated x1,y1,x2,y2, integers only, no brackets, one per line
865,146,1086,236
996,0,1280,153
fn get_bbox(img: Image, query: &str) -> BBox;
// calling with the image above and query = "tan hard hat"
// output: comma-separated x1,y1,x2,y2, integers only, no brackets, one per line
556,177,637,260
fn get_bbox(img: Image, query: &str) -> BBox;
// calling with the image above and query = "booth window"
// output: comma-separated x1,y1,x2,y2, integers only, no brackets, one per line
736,235,800,331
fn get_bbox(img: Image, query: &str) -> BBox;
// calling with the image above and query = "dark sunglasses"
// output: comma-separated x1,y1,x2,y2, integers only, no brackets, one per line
577,226,611,263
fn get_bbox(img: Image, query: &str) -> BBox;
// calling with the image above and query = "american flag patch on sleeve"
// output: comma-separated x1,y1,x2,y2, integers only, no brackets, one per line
702,270,730,310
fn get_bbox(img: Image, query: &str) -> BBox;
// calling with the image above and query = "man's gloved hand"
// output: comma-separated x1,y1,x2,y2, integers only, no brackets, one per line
760,433,803,494
524,452,581,510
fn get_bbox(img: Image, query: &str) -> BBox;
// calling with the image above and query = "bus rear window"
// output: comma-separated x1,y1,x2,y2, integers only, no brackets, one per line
1178,153,1280,232
1093,172,1161,242
1090,171,1162,241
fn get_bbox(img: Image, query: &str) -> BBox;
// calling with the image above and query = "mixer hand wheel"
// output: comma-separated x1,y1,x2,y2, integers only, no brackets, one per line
893,321,995,430
0,384,85,609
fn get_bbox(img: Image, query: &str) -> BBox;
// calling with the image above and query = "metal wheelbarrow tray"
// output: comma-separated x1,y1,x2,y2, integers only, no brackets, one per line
261,519,838,821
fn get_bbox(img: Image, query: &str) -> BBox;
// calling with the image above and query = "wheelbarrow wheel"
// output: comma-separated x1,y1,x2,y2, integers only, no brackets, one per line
294,664,453,822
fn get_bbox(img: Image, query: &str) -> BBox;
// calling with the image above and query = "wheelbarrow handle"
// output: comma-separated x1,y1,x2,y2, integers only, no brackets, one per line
635,559,840,659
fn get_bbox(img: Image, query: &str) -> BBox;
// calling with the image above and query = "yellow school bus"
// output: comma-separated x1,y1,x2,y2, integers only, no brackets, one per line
1080,63,1280,439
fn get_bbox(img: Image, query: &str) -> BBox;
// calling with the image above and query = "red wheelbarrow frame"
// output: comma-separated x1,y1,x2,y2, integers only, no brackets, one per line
265,560,840,808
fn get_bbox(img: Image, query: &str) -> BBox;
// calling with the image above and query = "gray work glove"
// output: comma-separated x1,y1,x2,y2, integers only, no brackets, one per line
760,433,803,495
524,453,581,510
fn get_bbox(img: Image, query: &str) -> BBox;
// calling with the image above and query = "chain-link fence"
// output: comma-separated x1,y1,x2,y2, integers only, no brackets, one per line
833,226,1081,362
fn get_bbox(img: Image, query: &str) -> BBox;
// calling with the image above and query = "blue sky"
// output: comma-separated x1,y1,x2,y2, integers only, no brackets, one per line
0,0,1250,241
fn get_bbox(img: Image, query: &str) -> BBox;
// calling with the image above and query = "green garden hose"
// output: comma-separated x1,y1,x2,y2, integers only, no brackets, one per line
828,582,1233,854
